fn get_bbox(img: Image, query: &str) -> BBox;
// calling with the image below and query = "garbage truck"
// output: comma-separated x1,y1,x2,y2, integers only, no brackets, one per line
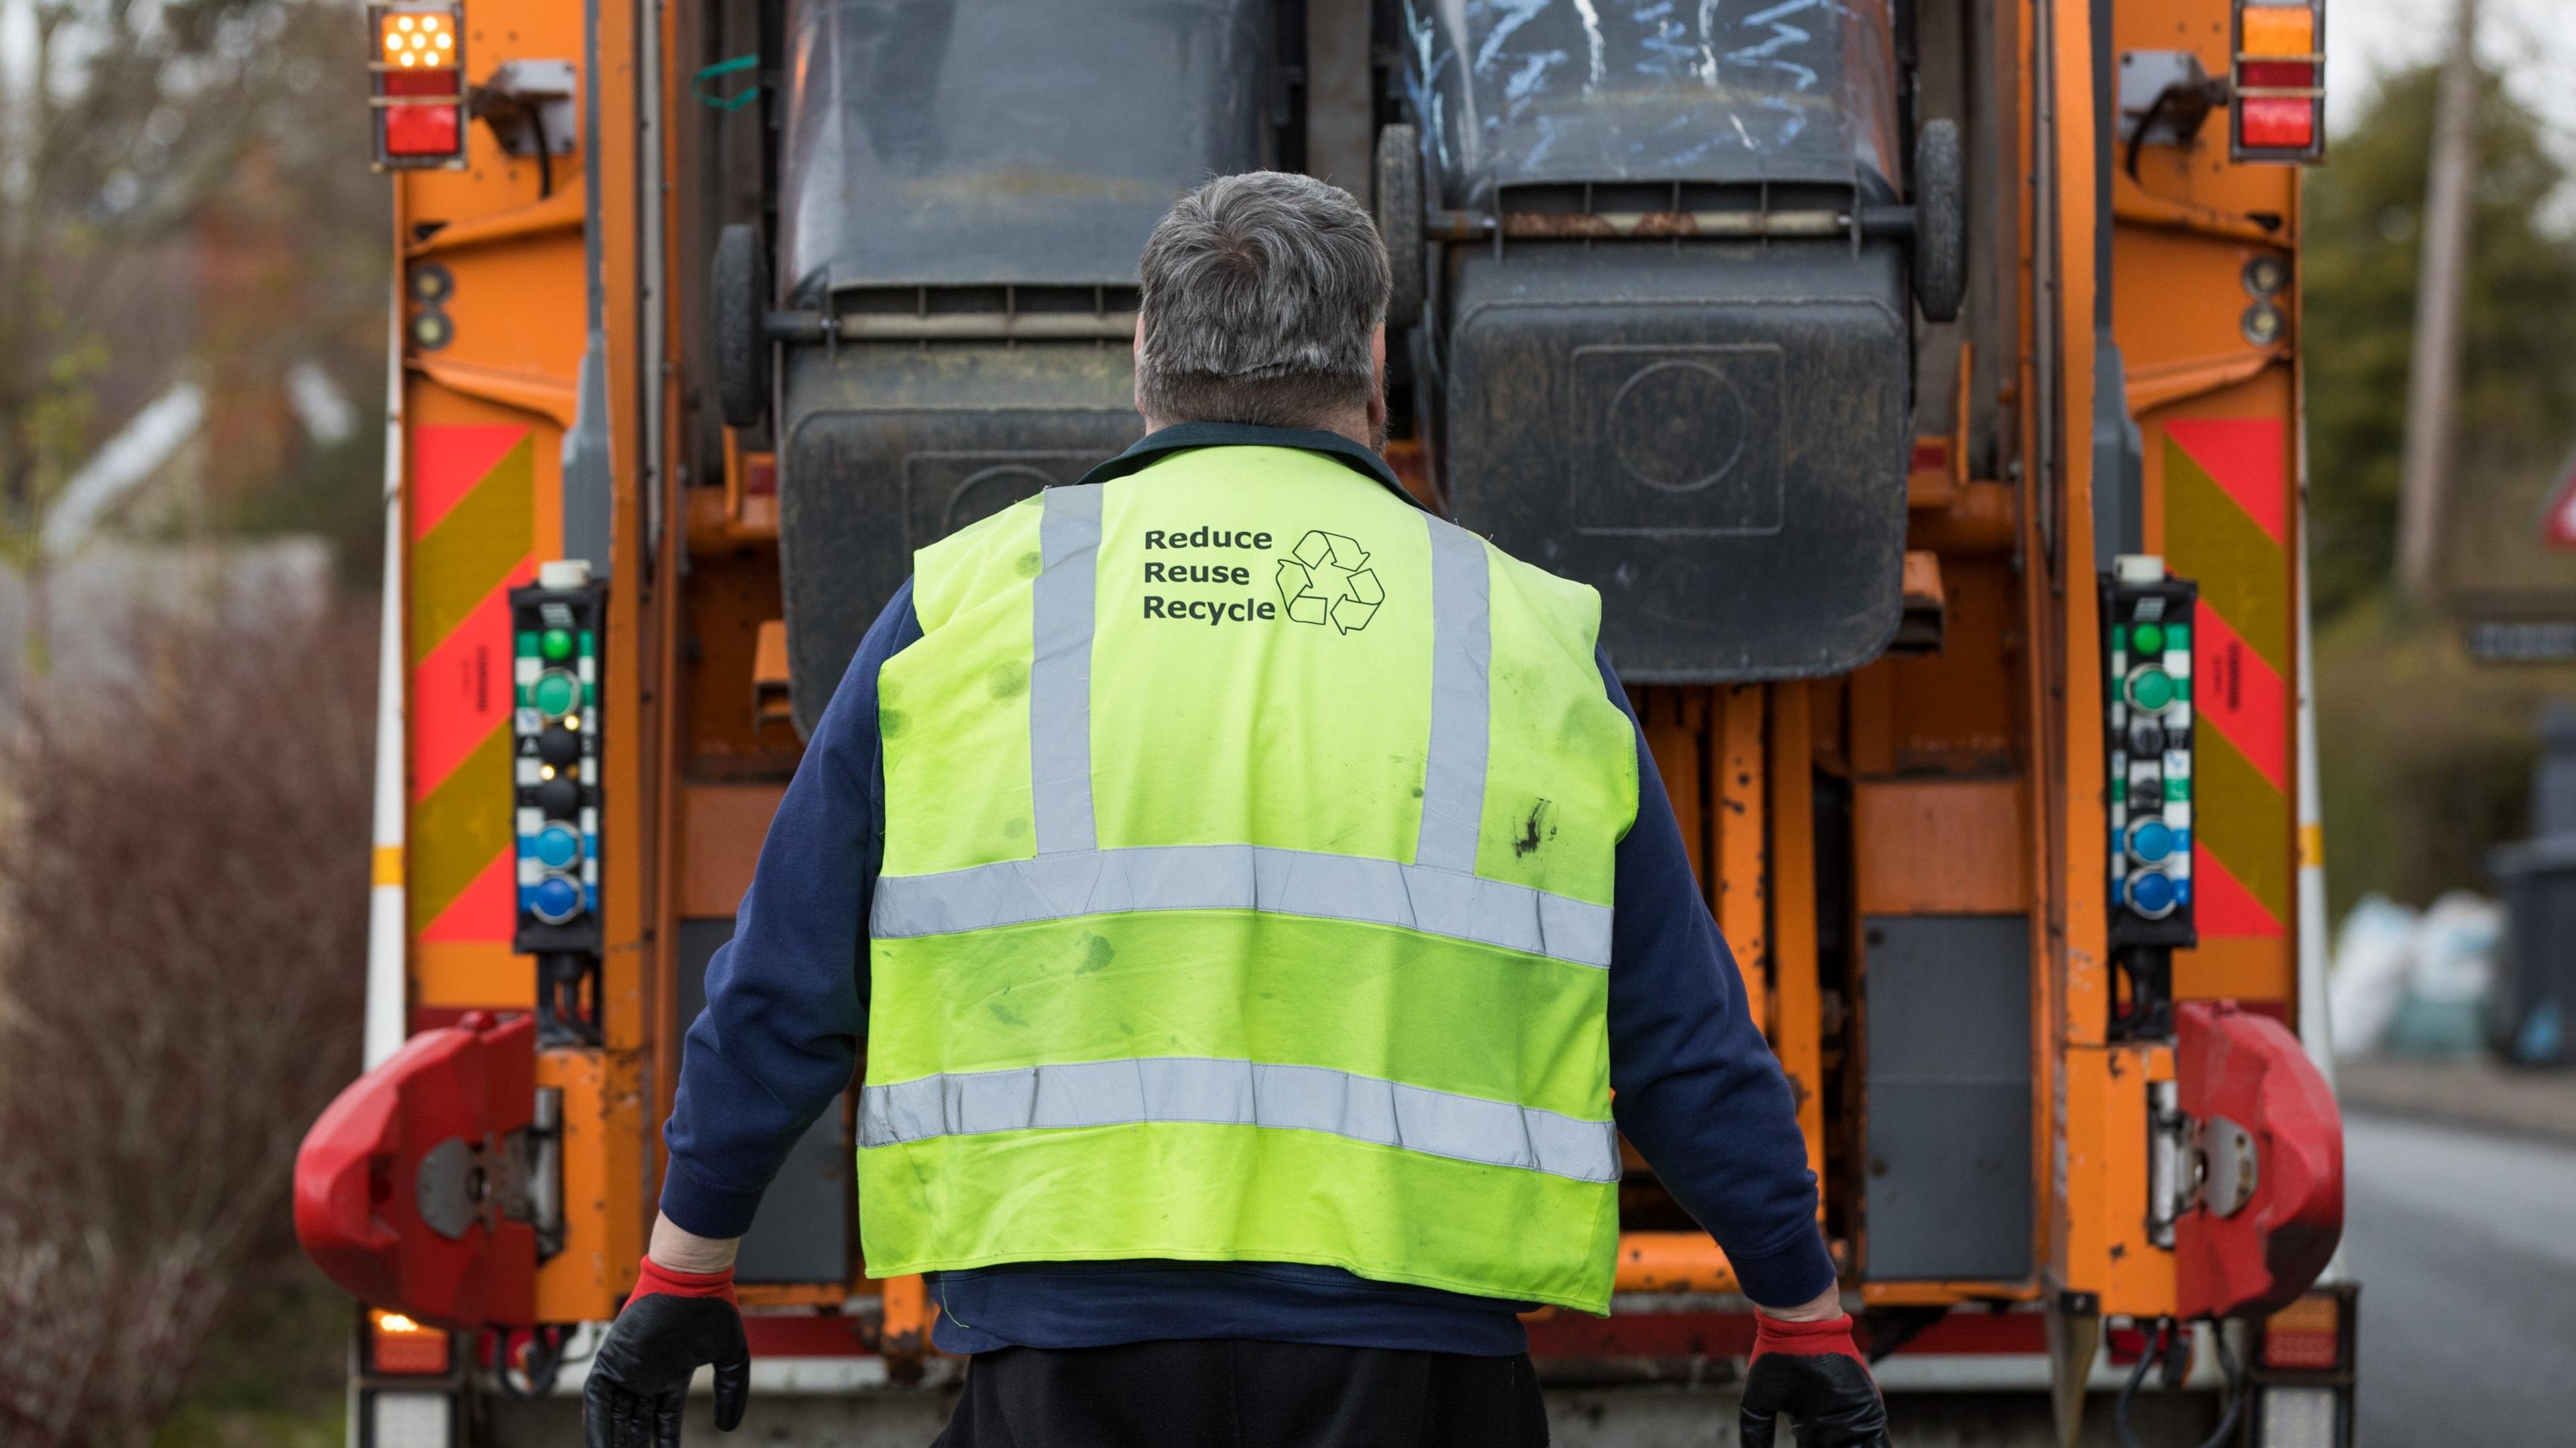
295,0,2358,1441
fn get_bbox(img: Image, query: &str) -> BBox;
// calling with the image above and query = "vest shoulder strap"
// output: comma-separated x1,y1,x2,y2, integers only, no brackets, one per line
912,491,1054,634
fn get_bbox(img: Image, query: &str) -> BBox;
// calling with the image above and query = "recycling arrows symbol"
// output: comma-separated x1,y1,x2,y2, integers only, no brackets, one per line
1274,530,1383,634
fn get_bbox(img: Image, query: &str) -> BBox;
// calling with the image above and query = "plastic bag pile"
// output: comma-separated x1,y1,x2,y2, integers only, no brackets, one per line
2326,891,2502,1057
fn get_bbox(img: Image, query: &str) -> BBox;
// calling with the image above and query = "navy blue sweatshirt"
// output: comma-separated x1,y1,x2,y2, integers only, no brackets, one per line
663,425,1835,1355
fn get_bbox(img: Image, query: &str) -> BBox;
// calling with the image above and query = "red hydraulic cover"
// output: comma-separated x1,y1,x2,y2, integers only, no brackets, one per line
2174,1001,2345,1319
293,1011,539,1329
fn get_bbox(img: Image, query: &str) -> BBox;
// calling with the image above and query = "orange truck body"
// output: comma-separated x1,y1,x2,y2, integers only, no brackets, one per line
316,0,2357,1438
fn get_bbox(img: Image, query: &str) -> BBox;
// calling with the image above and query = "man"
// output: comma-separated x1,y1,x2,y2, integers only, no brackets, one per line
584,172,1891,1448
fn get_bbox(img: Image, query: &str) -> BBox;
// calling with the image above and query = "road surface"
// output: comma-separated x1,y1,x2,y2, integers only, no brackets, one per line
2343,1109,2576,1444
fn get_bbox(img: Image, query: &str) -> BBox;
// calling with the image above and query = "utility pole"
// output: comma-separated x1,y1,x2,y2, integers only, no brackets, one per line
2397,0,2482,602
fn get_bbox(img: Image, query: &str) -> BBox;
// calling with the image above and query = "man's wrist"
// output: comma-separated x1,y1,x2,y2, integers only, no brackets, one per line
647,1211,742,1275
633,1254,739,1306
1754,1286,1847,1323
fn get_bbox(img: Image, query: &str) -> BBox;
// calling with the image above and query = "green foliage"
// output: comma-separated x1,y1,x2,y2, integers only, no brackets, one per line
226,412,388,593
0,0,388,579
2303,62,2576,622
2302,62,2576,912
148,1407,341,1448
2314,598,2576,916
150,1263,350,1448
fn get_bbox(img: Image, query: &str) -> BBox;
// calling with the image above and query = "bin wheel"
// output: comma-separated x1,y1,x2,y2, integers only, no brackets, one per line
1913,119,1967,324
1375,124,1425,332
712,223,771,429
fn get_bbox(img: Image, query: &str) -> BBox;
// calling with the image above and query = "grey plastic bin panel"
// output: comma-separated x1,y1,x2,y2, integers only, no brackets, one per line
1862,913,2033,1281
678,917,852,1284
1405,0,1902,206
777,0,1270,296
777,342,1139,736
1442,243,1911,683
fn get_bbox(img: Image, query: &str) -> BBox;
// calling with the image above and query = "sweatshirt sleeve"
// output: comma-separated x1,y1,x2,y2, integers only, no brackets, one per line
658,581,922,1238
1599,651,1839,1309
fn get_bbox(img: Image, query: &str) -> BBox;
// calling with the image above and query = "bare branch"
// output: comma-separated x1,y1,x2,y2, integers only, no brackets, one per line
0,604,372,1445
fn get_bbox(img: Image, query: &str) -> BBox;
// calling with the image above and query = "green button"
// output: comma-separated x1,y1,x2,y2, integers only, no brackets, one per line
541,628,574,662
2165,622,2190,651
2127,667,2176,712
2132,621,2164,654
533,670,579,718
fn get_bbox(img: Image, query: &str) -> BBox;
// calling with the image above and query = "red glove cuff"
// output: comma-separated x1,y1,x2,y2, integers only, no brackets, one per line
1751,1312,1865,1366
633,1255,739,1307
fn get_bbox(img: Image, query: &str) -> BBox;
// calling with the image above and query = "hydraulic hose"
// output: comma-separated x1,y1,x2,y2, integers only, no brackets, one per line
2114,1317,2244,1448
496,1324,574,1399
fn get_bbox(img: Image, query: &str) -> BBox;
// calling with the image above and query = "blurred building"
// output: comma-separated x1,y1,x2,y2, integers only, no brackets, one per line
0,143,366,714
0,539,335,714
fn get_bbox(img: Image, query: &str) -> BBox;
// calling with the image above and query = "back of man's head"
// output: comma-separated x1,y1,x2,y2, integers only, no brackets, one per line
1135,171,1391,435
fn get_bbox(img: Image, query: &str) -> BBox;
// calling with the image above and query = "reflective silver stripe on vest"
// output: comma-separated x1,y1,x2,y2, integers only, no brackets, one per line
1413,517,1491,873
1030,484,1103,854
859,1056,1619,1183
871,843,1613,968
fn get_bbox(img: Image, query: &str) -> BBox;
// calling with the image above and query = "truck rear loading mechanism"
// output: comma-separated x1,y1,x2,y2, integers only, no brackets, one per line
305,0,2357,1443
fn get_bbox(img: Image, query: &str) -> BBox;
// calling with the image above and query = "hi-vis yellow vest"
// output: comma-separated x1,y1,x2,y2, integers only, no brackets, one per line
860,445,1639,1312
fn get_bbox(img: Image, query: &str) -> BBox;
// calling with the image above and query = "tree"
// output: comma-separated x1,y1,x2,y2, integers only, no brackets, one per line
0,0,387,558
2306,60,2576,913
0,9,390,1442
2303,61,2576,622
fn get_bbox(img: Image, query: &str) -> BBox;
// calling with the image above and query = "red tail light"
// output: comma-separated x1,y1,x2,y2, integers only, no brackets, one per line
2239,97,2318,151
370,3,466,169
2232,1,2326,164
368,1311,455,1375
2257,1286,2359,1382
2237,60,2316,90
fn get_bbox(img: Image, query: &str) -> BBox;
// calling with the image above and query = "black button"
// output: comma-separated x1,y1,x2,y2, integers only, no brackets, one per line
2129,775,2165,811
538,724,581,767
2129,719,2167,757
537,777,580,816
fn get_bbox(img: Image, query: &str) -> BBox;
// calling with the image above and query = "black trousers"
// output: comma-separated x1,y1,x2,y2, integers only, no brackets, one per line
930,1340,1550,1448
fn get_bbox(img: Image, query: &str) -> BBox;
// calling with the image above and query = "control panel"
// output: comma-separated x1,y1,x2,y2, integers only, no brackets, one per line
509,559,604,1042
2104,555,2198,1038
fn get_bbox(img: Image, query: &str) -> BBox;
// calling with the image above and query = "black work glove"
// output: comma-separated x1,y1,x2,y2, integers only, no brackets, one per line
1739,1313,1892,1448
583,1258,751,1448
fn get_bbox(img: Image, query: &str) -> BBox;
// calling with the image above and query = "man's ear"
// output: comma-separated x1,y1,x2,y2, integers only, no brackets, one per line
1366,323,1389,439
1133,323,1148,422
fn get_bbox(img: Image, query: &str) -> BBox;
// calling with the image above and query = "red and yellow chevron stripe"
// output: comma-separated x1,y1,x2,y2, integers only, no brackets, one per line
2160,417,2290,943
408,423,539,1009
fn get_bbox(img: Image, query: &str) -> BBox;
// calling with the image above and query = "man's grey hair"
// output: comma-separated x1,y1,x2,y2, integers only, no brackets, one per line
1135,171,1391,431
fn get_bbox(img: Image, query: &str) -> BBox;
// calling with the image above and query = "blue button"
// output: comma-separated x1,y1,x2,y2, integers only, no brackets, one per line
534,822,582,870
2127,870,2178,918
2128,819,2175,864
532,874,583,925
